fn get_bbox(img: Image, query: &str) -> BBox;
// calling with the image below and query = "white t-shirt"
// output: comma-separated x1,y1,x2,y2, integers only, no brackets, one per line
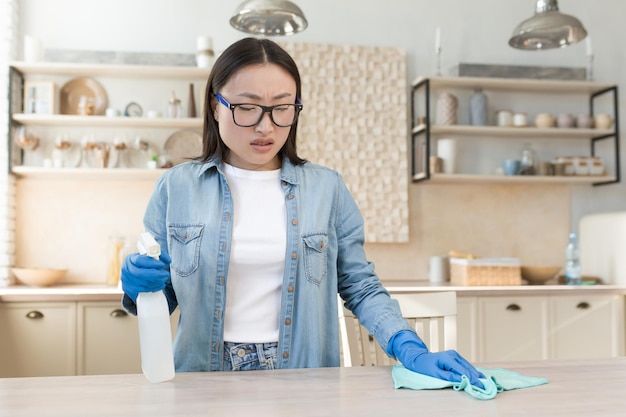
222,163,286,343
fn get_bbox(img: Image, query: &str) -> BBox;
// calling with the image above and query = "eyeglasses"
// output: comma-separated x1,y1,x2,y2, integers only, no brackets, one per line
214,93,303,127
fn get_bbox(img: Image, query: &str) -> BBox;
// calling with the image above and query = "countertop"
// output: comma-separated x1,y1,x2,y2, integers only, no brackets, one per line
2,281,625,302
0,357,624,417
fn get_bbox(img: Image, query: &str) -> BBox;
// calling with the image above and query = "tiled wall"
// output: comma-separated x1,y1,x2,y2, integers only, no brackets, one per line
281,42,409,243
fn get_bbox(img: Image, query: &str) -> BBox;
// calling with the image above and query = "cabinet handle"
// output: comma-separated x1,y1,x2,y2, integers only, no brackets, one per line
110,309,128,318
506,304,521,312
576,302,590,310
25,310,44,319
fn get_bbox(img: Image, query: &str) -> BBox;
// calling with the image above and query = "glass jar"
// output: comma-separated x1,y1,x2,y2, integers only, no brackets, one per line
519,143,536,175
167,92,183,118
107,234,126,286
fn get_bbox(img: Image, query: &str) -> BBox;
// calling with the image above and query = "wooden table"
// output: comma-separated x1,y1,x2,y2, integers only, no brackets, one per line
1,358,624,416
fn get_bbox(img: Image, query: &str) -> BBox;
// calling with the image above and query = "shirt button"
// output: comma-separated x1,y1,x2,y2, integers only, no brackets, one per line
287,285,294,292
282,352,289,359
285,318,291,325
237,348,246,358
291,219,298,225
281,181,287,186
288,194,295,199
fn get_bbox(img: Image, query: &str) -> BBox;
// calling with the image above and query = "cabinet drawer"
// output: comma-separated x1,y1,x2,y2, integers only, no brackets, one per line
0,302,76,377
479,296,548,362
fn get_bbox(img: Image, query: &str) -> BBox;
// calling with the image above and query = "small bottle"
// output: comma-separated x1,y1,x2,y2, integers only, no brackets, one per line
136,232,175,383
564,233,582,285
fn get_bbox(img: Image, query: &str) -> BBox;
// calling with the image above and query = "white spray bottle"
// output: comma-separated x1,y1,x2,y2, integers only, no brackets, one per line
136,232,175,383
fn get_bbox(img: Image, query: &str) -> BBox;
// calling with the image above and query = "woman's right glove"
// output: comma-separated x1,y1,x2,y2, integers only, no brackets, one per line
120,252,171,303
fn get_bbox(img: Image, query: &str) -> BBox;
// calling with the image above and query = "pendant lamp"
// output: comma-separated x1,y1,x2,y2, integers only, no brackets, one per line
230,0,308,36
509,0,587,50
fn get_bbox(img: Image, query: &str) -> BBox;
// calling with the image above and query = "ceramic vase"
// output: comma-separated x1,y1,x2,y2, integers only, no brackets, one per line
469,89,487,126
435,91,458,125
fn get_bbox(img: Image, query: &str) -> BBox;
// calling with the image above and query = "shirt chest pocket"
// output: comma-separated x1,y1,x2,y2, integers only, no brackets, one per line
302,232,328,286
168,224,204,277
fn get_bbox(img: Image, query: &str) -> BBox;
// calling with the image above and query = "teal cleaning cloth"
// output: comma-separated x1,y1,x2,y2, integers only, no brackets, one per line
391,365,548,400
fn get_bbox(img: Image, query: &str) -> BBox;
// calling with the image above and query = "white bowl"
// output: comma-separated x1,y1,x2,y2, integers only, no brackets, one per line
12,267,68,287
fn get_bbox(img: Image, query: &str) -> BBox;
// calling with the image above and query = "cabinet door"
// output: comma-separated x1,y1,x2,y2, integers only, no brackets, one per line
76,302,180,375
456,297,478,362
479,296,549,362
0,302,76,377
76,301,142,375
549,295,625,359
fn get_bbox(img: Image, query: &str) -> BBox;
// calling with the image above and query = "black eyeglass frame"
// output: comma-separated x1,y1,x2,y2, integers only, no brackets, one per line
214,93,303,127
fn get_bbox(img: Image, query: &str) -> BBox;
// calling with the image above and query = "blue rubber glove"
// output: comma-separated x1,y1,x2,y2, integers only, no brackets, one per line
120,252,171,303
389,330,485,389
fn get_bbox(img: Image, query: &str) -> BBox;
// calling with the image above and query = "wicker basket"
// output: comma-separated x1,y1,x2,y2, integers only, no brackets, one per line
450,257,521,286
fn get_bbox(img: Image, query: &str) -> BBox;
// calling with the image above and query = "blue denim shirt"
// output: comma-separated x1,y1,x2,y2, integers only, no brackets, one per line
123,157,411,371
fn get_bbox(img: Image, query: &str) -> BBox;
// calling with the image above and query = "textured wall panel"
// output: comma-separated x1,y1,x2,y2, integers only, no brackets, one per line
280,42,409,242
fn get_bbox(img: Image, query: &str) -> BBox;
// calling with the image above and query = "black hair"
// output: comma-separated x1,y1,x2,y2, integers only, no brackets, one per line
199,37,305,165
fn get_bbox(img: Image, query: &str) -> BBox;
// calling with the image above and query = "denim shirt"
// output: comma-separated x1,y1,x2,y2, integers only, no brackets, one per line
123,157,411,371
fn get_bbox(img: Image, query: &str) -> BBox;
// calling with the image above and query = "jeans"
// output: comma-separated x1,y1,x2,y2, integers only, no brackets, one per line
223,342,278,371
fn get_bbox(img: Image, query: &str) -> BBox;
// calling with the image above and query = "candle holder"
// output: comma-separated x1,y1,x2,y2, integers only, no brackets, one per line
434,47,442,76
586,53,594,81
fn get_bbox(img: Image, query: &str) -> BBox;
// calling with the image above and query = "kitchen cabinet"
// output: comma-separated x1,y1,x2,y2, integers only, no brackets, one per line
8,61,209,177
409,76,619,185
479,296,549,361
549,294,624,359
454,293,625,362
0,302,76,377
0,299,179,377
455,296,478,361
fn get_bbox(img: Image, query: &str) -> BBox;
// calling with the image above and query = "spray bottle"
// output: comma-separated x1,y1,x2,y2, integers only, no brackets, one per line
136,232,175,383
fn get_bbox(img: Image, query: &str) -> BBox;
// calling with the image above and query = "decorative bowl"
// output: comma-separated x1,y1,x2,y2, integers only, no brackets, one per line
520,266,561,285
11,267,68,287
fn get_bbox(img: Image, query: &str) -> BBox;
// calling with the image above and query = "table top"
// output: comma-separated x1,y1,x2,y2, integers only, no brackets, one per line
1,357,625,417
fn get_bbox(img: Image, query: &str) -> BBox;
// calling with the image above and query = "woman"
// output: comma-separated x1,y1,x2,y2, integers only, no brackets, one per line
121,37,483,387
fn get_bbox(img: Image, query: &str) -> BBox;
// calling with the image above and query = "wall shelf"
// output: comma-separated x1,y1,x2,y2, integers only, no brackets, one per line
413,124,613,139
12,113,203,128
413,173,617,185
410,76,620,186
12,166,167,181
9,61,211,79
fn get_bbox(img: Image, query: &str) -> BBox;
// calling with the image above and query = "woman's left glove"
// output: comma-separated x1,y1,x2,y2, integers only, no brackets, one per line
389,330,485,389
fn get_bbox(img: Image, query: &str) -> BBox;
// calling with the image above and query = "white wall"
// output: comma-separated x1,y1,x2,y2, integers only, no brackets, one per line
16,0,626,280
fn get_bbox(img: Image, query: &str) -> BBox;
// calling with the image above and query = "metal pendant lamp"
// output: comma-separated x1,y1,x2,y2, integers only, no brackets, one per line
230,0,308,36
509,0,587,50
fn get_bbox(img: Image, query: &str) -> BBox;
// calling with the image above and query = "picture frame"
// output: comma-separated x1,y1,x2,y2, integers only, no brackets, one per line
23,81,58,114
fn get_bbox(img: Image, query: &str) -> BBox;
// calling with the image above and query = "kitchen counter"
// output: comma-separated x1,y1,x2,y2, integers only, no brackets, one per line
383,280,626,296
0,358,624,416
0,285,123,302
2,281,626,302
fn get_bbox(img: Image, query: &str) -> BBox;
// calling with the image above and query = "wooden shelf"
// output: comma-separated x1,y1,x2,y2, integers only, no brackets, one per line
411,75,615,94
9,61,211,79
412,173,616,185
412,124,614,138
12,113,203,129
12,166,168,180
